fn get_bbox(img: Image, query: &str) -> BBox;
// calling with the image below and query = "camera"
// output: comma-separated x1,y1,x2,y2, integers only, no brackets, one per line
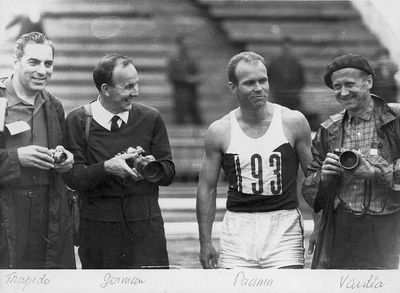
334,149,359,170
50,145,68,165
123,146,163,182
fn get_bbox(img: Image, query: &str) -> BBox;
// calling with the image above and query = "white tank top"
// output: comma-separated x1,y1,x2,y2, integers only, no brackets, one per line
225,104,289,196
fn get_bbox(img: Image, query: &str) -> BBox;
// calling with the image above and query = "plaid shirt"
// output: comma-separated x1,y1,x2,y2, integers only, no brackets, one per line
338,100,387,214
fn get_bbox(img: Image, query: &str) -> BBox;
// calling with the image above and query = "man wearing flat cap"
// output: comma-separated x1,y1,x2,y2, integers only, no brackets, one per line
302,53,400,269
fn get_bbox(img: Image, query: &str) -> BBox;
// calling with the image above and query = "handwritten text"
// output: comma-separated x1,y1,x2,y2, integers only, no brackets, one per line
4,271,50,291
339,274,385,290
100,272,145,288
233,271,273,287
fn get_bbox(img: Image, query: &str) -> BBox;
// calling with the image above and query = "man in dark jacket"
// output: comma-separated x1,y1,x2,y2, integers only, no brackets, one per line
371,48,398,103
167,34,203,125
0,32,75,269
65,54,175,269
303,54,400,269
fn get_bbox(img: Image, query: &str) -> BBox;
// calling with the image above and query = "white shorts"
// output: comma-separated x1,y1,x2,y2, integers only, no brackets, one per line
219,209,305,269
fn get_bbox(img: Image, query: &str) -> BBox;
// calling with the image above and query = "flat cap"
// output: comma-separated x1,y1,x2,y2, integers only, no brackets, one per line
324,54,374,88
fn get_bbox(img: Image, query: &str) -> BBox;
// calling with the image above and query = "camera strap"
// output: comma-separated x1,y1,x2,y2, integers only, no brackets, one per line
119,179,136,237
82,103,93,144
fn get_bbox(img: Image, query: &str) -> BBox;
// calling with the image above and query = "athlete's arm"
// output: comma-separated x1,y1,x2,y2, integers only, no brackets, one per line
285,110,313,175
284,109,317,253
291,113,323,254
196,119,227,269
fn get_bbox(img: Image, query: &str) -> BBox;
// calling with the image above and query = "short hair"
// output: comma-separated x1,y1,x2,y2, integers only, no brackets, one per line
14,32,55,61
227,52,266,85
93,54,135,91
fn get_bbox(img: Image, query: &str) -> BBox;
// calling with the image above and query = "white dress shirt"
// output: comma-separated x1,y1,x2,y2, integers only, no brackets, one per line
90,99,129,131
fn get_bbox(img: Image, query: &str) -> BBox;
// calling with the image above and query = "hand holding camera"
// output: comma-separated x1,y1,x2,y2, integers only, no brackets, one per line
50,145,68,165
123,146,163,182
105,146,163,182
17,145,73,172
320,151,342,185
322,149,375,183
18,145,55,169
339,150,376,180
51,145,74,173
334,149,359,170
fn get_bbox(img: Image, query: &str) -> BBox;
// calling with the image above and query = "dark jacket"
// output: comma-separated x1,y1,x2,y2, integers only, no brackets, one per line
302,95,400,269
0,80,75,268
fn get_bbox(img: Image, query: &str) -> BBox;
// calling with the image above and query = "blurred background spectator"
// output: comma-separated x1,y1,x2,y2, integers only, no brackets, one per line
167,34,203,125
268,36,305,110
5,7,45,39
371,48,399,103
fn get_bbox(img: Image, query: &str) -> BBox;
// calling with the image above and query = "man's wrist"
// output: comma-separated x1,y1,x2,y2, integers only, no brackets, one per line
199,233,213,246
200,240,213,248
103,160,111,174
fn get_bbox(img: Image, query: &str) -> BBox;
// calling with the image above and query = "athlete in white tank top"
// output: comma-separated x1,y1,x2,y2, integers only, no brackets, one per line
197,52,312,269
226,104,288,196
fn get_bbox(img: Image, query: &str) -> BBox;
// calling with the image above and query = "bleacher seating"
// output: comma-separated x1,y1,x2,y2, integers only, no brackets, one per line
0,0,237,122
0,0,387,180
0,0,243,179
196,0,384,124
1,1,328,268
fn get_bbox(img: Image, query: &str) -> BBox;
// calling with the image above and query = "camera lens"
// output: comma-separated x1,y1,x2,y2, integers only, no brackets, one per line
339,150,359,170
122,147,163,181
142,161,163,180
54,151,67,165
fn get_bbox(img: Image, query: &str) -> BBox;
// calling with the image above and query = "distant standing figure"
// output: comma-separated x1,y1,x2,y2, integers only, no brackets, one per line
372,48,398,103
268,36,305,110
167,35,203,125
6,10,45,39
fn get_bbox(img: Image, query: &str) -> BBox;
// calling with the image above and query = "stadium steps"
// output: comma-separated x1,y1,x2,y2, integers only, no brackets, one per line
1,0,237,125
195,0,385,125
3,0,380,178
0,0,242,179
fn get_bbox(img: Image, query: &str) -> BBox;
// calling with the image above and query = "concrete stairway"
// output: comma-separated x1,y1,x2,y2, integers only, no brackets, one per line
1,1,314,269
0,0,242,179
0,0,239,124
196,0,384,124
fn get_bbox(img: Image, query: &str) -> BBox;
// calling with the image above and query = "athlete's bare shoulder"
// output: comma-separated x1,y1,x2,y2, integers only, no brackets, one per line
280,106,308,129
204,111,233,152
280,105,311,143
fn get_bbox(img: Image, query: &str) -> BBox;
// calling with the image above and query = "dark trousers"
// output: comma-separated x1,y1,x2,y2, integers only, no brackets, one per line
331,205,400,269
78,216,169,269
10,187,49,268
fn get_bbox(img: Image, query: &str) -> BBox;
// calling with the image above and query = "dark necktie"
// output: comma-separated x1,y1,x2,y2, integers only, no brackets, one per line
110,115,120,132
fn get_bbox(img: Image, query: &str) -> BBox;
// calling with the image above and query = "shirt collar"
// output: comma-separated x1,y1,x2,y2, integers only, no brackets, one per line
347,99,374,122
5,75,42,107
91,97,129,130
